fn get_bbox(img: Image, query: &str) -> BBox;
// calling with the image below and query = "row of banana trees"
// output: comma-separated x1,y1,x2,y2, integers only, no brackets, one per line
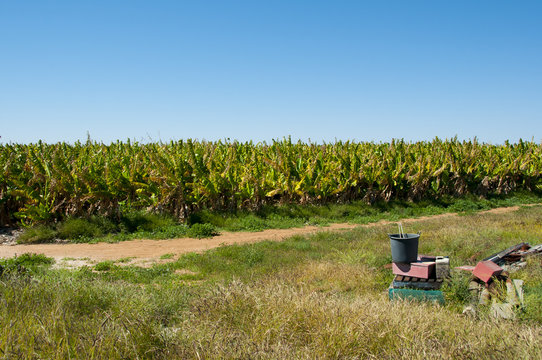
1,138,541,226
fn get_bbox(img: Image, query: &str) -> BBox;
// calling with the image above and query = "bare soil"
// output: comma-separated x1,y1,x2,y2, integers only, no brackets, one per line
0,206,529,265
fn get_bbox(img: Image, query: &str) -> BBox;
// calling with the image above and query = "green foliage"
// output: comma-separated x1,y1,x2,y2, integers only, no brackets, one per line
441,272,473,310
58,218,103,239
17,225,56,243
89,215,119,233
17,211,193,243
93,264,176,284
225,214,270,231
120,211,178,232
187,223,218,238
515,256,542,322
15,191,542,244
0,253,54,275
94,261,116,271
1,253,54,267
523,282,542,322
2,138,542,227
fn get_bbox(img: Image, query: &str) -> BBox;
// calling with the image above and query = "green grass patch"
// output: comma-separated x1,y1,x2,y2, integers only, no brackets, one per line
58,218,104,239
0,253,55,276
187,223,218,238
17,212,191,243
17,225,56,244
94,260,117,272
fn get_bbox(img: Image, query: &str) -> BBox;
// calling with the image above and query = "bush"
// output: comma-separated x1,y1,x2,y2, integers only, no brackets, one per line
89,216,119,234
57,218,102,240
120,212,179,233
94,261,116,271
17,225,57,244
0,253,55,275
188,223,218,238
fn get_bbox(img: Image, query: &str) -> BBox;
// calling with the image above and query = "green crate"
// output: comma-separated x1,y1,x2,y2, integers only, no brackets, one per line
388,284,445,305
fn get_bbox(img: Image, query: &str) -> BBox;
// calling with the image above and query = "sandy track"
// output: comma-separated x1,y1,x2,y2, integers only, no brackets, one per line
0,205,529,262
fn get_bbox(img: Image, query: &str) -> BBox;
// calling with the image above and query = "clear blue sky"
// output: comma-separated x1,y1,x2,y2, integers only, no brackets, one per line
1,0,541,144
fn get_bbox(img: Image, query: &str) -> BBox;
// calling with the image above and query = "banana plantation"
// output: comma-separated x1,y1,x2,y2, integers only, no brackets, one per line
1,138,541,226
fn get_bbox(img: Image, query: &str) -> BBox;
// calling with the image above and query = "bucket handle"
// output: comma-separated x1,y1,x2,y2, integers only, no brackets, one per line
387,231,422,236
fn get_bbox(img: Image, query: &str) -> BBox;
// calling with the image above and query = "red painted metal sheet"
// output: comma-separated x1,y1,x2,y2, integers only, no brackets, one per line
472,260,503,283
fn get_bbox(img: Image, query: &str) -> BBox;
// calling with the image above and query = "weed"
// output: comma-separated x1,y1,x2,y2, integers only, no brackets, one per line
441,272,473,310
94,261,116,271
0,253,54,276
120,211,178,233
0,253,54,268
188,223,218,238
57,218,102,240
17,225,56,244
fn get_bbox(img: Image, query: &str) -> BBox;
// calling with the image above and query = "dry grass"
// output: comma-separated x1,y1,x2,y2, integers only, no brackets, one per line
180,276,541,359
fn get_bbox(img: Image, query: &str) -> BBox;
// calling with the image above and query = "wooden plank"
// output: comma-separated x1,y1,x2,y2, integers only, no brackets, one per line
483,243,527,264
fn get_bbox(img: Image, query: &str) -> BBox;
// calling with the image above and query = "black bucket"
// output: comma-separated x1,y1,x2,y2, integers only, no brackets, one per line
389,233,419,263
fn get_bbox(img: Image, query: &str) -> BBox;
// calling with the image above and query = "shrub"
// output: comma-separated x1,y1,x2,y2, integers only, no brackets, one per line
120,212,179,233
57,218,102,240
17,226,56,244
94,261,116,271
188,223,218,238
0,253,55,275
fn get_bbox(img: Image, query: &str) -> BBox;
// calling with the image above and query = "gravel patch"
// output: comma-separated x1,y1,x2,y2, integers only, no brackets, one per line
0,228,22,246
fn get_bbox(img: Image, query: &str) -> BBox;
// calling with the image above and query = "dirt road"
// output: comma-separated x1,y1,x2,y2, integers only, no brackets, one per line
0,206,529,263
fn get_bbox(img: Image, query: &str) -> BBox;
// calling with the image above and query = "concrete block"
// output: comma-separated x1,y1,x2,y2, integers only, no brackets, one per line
513,279,525,307
506,280,519,306
491,301,516,320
